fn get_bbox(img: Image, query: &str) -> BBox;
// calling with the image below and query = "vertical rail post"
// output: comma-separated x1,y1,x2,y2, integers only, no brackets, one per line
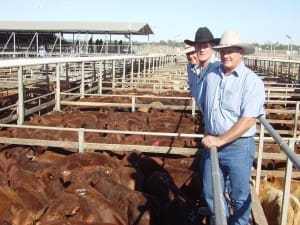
192,98,196,117
17,66,24,125
131,96,136,112
80,62,85,98
211,146,228,225
122,58,126,88
131,58,134,88
279,139,294,225
137,58,141,81
258,115,300,168
152,57,155,74
293,101,299,138
112,59,116,89
143,57,146,78
78,128,84,153
255,121,265,193
55,64,61,111
98,61,103,95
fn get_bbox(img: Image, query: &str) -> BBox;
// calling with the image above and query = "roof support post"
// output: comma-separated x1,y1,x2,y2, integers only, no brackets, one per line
59,32,62,56
50,35,59,56
13,32,16,57
2,32,15,54
36,32,39,57
147,34,150,54
26,32,38,56
130,33,132,54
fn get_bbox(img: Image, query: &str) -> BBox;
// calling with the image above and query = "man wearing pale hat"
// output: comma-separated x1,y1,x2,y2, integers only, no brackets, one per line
198,30,265,225
182,44,198,66
184,27,220,103
182,44,200,98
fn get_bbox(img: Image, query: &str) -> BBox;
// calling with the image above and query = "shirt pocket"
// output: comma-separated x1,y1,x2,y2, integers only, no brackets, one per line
221,90,240,116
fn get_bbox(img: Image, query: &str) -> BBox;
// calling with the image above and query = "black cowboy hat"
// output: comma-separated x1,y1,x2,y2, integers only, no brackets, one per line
184,27,220,46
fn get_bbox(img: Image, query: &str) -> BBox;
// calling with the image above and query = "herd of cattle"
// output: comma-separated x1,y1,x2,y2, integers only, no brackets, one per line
0,102,299,225
0,141,206,225
1,83,300,224
2,106,202,148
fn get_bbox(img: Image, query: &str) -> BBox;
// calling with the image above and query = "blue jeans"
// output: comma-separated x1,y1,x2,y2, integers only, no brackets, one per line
202,137,255,225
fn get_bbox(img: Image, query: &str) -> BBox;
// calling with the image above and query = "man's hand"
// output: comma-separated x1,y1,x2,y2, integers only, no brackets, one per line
201,135,224,148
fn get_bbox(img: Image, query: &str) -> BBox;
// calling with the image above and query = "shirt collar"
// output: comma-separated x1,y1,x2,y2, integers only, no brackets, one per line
199,55,219,71
219,61,245,77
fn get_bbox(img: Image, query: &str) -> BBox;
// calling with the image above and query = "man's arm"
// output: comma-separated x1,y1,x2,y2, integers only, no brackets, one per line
201,117,257,148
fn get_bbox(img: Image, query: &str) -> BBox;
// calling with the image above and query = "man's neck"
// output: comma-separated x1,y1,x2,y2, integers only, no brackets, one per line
200,60,210,70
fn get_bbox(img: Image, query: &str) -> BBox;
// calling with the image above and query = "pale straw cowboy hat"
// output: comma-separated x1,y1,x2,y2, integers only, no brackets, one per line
182,44,196,54
213,30,254,55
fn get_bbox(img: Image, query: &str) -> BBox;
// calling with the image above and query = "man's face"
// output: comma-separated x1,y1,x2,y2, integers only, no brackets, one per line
186,51,199,66
195,42,214,63
220,47,243,73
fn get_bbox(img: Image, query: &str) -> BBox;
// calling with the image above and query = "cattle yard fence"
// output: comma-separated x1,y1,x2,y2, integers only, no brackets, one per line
0,55,300,225
245,56,300,84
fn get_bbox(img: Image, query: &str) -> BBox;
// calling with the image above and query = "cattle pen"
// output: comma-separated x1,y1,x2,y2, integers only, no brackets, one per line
0,54,300,225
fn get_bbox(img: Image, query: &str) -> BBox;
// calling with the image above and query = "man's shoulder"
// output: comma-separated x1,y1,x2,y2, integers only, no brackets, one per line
211,61,221,69
239,65,264,86
206,61,221,74
241,64,260,79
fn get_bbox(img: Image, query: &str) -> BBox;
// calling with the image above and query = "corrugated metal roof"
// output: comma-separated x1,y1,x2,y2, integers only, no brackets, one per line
0,21,154,35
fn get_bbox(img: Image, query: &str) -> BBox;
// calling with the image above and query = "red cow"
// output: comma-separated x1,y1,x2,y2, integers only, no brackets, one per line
89,170,160,225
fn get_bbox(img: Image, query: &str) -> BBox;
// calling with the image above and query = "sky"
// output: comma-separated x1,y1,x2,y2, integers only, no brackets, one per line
1,0,299,45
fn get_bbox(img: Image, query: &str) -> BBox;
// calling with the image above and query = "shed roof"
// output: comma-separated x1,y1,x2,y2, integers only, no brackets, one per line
0,21,154,35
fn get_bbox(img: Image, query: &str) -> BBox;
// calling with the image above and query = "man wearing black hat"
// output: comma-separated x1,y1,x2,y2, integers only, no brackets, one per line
184,27,220,102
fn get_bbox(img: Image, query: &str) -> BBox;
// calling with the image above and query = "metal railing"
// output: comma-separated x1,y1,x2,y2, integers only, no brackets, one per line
210,115,300,225
259,115,300,168
1,55,300,224
258,115,300,225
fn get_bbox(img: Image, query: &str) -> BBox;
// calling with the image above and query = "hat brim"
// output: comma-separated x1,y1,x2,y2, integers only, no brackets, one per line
182,46,196,54
184,38,220,46
184,39,195,46
213,43,255,55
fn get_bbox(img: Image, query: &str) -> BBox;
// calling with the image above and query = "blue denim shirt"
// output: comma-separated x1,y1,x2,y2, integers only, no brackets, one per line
197,61,265,137
187,63,200,99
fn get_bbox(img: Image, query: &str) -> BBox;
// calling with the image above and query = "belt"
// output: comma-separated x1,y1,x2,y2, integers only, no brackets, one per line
239,136,253,139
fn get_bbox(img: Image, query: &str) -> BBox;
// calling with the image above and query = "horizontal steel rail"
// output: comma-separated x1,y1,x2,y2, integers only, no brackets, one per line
259,115,300,169
0,54,166,68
